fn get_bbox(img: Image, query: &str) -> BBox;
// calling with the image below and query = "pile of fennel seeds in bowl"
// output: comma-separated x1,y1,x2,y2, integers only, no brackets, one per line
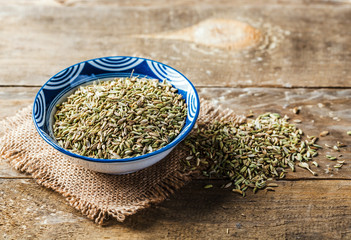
183,113,322,196
53,77,187,159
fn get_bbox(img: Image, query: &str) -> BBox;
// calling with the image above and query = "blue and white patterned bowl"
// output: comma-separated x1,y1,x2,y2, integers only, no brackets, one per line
33,56,200,174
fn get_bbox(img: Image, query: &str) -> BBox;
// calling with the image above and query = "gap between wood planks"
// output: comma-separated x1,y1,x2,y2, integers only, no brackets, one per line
198,86,351,89
1,85,351,89
2,176,351,181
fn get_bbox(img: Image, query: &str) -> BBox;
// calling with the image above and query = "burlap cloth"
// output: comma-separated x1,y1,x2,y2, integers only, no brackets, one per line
0,100,242,224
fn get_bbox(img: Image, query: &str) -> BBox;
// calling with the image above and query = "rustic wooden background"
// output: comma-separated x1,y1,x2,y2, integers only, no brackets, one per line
1,0,351,239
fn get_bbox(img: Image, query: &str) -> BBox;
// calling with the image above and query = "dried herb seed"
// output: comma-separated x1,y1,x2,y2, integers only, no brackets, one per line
298,162,317,176
319,131,329,137
326,155,337,161
292,107,300,114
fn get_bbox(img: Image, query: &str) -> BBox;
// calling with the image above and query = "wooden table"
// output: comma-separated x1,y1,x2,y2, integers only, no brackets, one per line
1,1,351,239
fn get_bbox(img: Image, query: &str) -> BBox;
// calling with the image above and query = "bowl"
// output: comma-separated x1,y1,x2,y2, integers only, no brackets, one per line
33,56,200,174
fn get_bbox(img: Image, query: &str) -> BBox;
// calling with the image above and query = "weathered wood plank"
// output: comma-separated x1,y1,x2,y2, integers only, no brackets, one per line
0,1,350,87
0,87,38,178
0,87,350,180
0,87,38,119
1,178,351,239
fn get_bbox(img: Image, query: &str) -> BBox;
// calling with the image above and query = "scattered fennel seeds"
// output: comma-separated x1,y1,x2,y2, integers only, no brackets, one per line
298,162,317,176
312,161,319,167
184,113,320,196
337,141,346,148
326,155,337,161
292,107,300,114
53,77,187,159
319,131,329,137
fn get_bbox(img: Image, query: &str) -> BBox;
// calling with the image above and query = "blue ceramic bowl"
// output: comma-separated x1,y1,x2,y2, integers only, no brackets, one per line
33,56,200,174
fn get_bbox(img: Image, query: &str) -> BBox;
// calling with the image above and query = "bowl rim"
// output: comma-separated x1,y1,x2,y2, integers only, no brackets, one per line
32,56,200,163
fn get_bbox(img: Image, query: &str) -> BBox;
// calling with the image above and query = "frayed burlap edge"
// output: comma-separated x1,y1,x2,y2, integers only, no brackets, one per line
0,99,244,224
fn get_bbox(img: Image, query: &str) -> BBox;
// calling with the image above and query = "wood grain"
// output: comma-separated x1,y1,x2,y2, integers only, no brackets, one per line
1,178,351,239
1,1,351,239
0,87,38,119
0,1,350,87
